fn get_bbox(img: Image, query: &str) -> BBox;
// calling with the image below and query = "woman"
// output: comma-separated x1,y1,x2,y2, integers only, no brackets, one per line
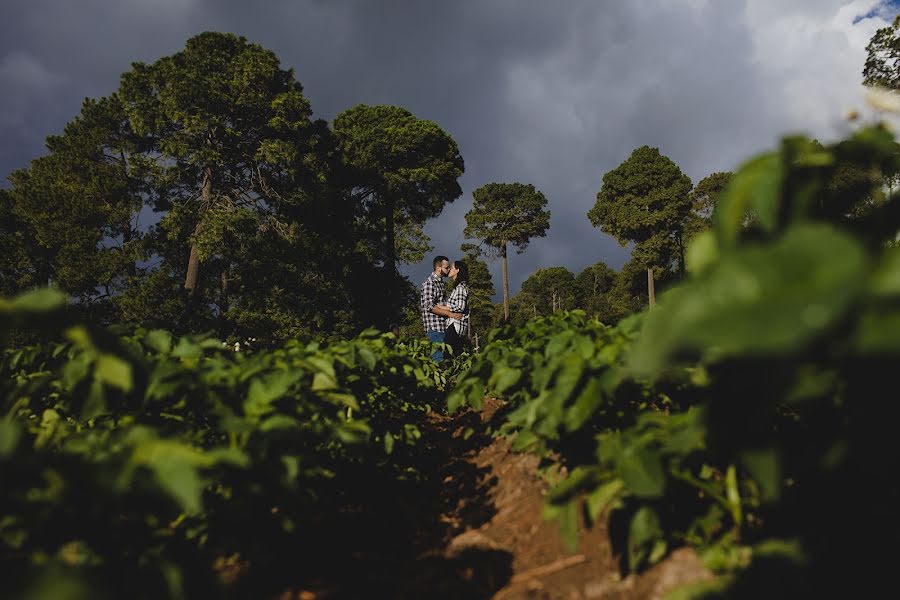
444,259,470,358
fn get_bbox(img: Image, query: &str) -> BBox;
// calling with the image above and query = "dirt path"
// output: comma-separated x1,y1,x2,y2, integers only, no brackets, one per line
277,399,712,599
438,398,713,600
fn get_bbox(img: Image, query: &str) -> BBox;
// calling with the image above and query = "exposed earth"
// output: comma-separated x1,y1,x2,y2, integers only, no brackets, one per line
268,398,714,600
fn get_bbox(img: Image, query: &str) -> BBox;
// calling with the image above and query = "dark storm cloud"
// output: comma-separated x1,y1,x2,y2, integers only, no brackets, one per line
1,0,891,300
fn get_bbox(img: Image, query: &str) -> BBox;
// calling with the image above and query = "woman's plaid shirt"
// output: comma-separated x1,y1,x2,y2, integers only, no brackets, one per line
447,282,469,337
420,272,448,333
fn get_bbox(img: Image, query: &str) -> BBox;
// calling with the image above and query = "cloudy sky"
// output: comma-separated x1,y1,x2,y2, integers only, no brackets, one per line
2,0,898,300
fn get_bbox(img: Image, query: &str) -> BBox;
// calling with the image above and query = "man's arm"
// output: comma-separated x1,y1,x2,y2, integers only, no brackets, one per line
431,304,463,320
422,278,462,319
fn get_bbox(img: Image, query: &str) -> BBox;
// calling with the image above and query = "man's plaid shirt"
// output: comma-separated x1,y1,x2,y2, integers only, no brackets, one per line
420,272,448,333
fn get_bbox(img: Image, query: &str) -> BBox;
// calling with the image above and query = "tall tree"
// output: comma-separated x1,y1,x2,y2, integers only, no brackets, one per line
6,95,148,302
863,14,900,89
518,266,576,317
460,244,497,341
587,146,692,306
464,182,551,321
118,31,322,299
574,261,617,321
332,104,464,277
684,171,732,243
0,189,43,296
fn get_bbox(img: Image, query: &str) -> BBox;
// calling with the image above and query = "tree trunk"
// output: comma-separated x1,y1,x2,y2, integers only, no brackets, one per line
501,242,510,321
184,243,201,293
385,196,396,275
647,267,656,308
184,168,212,293
119,148,137,279
677,231,686,276
220,268,229,315
123,224,136,278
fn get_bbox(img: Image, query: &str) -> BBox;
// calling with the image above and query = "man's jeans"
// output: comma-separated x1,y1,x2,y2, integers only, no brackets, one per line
426,330,445,362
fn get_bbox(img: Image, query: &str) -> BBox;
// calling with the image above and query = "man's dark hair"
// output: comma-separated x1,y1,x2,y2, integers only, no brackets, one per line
433,255,449,269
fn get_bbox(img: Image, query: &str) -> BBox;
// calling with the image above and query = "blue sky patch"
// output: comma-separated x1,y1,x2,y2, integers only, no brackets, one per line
854,0,900,25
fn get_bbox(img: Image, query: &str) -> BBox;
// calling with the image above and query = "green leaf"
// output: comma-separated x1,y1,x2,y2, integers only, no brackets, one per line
81,378,107,421
172,338,202,359
586,479,625,523
619,447,665,498
357,346,377,370
145,330,173,354
630,224,868,375
384,432,395,455
335,420,371,444
259,415,300,432
547,466,597,506
543,499,579,551
564,375,605,432
488,366,521,395
741,447,781,503
6,287,67,313
245,371,300,416
95,353,133,391
714,152,782,247
628,506,664,572
311,371,338,392
0,420,21,458
685,230,719,275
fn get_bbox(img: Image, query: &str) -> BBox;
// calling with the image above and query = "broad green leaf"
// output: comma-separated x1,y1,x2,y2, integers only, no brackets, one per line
6,287,67,313
685,230,718,275
246,371,300,415
629,224,868,375
80,379,106,421
95,353,133,391
586,479,626,522
547,466,597,505
357,346,377,370
543,499,579,551
325,392,360,410
751,538,807,564
145,330,173,354
311,371,338,392
259,415,300,432
547,354,584,403
714,152,782,247
741,447,781,503
306,356,336,380
564,376,605,432
335,420,371,444
853,308,900,353
619,447,665,498
488,366,521,395
0,420,21,458
628,506,664,572
172,338,202,359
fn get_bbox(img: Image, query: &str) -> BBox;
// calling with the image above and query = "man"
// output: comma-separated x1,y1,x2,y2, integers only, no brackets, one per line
420,255,462,362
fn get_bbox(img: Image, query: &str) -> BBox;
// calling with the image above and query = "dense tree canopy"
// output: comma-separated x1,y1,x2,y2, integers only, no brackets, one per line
684,171,732,243
332,104,464,276
464,182,550,320
588,146,692,303
0,32,410,342
119,31,330,298
6,95,147,303
864,14,900,89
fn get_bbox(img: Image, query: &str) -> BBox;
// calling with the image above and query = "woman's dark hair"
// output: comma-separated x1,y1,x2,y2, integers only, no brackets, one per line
453,260,469,285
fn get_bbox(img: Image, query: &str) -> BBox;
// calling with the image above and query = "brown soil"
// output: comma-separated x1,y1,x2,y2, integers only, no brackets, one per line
438,398,714,600
276,397,713,600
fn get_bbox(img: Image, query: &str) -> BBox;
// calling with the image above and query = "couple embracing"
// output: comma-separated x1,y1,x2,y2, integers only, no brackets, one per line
420,255,470,362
